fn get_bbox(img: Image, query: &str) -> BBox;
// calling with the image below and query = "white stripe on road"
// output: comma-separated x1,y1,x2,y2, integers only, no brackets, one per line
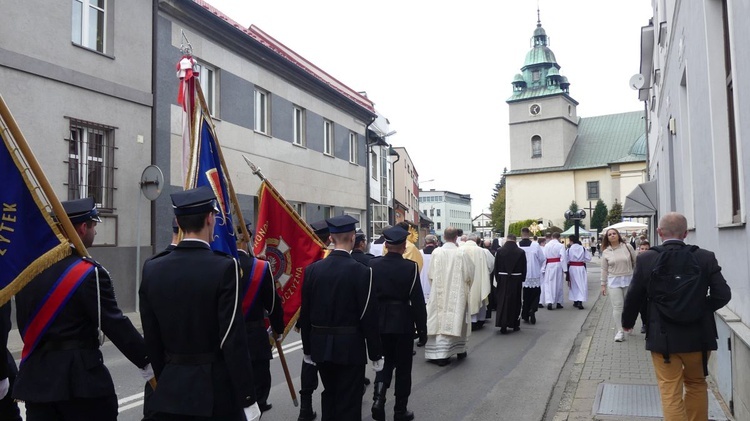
114,340,304,413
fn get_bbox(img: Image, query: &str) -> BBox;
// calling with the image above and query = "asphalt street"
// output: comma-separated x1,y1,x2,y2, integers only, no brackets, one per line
12,265,603,421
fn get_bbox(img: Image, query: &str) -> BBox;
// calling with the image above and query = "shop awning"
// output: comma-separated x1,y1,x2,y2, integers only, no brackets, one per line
623,180,657,217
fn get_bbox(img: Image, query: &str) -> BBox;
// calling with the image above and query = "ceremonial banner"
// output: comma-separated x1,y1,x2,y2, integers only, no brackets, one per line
0,96,73,306
184,81,249,258
253,180,325,334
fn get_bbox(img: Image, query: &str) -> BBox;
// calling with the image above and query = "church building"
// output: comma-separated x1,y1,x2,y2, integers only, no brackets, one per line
504,18,646,234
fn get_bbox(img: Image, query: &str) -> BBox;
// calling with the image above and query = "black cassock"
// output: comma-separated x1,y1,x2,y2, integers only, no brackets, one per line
493,241,527,330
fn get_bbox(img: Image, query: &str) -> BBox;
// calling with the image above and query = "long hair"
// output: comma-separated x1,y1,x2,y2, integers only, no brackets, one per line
601,228,624,249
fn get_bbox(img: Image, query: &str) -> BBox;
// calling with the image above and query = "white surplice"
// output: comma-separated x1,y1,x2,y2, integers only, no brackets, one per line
425,242,475,359
567,243,591,302
541,239,567,305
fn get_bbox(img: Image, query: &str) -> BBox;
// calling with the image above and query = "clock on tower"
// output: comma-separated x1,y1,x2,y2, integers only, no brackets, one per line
529,103,541,116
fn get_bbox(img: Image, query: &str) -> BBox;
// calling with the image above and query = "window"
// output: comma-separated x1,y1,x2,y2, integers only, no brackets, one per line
72,0,106,53
321,206,333,219
292,202,305,219
430,209,434,217
349,132,357,164
436,209,441,217
722,0,741,222
323,120,333,155
586,181,600,200
371,150,377,179
293,106,305,146
254,88,269,134
532,70,541,82
66,119,115,211
531,135,542,158
437,222,441,229
195,62,216,116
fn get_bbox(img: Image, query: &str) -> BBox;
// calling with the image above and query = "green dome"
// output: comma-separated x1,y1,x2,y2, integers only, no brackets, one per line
523,46,557,69
533,25,547,37
513,73,525,83
547,67,560,76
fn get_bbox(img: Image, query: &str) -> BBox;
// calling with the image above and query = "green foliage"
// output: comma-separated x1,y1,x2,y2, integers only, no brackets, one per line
563,201,586,230
490,186,506,235
491,167,508,201
606,200,623,226
544,225,563,235
507,219,537,237
591,199,608,233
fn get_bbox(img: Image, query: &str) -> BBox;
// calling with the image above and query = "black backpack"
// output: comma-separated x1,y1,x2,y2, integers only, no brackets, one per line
647,244,706,325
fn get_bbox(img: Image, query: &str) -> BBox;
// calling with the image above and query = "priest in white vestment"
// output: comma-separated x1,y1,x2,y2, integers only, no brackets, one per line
566,234,591,309
462,234,493,329
541,232,568,309
425,227,474,365
419,235,438,301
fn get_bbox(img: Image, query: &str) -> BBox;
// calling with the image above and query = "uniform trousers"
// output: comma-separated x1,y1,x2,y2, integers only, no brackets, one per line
299,359,319,396
651,351,710,421
0,351,21,421
252,359,271,405
25,395,118,421
374,334,414,398
154,412,244,421
317,362,365,421
521,287,541,320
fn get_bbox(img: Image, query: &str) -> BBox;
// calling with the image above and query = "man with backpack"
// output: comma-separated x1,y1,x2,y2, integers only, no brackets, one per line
622,212,731,421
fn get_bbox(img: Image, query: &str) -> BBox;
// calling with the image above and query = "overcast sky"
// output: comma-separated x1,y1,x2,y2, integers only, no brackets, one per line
206,0,653,215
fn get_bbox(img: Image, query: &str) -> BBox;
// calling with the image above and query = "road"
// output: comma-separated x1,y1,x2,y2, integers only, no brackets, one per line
15,265,603,421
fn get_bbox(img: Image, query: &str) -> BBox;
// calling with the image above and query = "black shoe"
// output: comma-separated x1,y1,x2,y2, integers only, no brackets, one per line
530,313,536,324
556,303,564,309
297,407,317,421
500,327,508,334
547,304,553,310
522,316,529,323
578,303,585,310
538,303,544,308
394,409,415,421
457,352,467,360
259,402,272,412
513,326,521,332
436,358,451,367
371,382,387,421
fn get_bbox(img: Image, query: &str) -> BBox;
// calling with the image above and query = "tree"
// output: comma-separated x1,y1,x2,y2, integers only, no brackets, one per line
606,200,623,226
590,199,608,232
491,167,508,201
490,185,506,235
507,219,537,237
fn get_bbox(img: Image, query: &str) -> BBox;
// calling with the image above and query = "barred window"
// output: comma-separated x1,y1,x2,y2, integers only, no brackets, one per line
66,119,116,211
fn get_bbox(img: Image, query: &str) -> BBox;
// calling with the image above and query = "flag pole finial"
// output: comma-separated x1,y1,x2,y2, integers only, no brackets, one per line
243,155,266,181
180,29,193,56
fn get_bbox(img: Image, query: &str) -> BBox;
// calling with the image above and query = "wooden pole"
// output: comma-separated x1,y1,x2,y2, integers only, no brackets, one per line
0,94,89,257
274,335,299,407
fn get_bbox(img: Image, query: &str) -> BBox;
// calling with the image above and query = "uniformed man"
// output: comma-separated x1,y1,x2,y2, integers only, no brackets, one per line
299,215,383,421
295,219,329,421
351,229,373,266
237,237,284,413
0,302,21,421
13,197,152,420
369,226,427,421
139,186,260,421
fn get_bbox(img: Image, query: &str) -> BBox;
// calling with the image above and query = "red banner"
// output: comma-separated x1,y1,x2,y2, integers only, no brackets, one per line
253,181,325,333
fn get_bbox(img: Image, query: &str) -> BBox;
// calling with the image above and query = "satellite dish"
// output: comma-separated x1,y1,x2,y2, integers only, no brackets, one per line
629,74,645,90
140,165,164,201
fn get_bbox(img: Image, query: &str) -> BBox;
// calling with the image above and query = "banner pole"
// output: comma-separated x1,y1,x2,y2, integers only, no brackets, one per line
274,336,299,407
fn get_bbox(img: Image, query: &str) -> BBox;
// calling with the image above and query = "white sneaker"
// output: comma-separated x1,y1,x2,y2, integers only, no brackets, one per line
614,331,625,342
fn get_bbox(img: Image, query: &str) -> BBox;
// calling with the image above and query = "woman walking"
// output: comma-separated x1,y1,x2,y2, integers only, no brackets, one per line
600,228,637,342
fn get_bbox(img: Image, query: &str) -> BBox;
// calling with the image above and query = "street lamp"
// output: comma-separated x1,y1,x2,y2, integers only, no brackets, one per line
564,209,587,238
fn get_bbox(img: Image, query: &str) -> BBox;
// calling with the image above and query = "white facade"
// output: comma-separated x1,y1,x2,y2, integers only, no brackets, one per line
472,212,493,239
419,190,472,240
639,1,750,418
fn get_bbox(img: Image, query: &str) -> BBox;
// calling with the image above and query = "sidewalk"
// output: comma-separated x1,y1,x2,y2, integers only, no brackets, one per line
552,263,732,421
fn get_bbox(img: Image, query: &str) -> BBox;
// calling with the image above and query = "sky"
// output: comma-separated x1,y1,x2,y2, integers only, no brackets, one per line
205,0,653,214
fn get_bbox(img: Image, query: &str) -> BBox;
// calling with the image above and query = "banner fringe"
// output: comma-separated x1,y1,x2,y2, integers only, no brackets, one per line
0,243,71,306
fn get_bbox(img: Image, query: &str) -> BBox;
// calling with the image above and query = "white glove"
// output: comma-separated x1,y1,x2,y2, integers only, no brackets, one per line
139,363,155,382
371,357,384,372
0,378,8,400
243,402,261,421
303,354,316,366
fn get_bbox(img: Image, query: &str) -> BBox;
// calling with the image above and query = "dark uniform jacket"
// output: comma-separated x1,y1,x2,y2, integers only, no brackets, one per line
140,240,255,418
299,250,382,365
369,254,427,336
238,250,284,361
0,303,14,381
13,254,147,402
351,249,374,266
623,240,732,354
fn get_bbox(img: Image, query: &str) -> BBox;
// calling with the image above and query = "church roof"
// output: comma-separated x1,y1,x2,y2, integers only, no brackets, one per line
508,111,646,175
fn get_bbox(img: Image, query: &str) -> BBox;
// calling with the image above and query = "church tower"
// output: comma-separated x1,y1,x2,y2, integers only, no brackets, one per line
507,13,579,171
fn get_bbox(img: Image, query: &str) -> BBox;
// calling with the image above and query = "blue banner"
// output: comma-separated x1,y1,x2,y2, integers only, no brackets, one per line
188,116,238,258
0,130,70,299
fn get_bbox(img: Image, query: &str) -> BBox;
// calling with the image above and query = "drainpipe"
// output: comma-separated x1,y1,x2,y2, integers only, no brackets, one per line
390,147,401,225
364,117,376,240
